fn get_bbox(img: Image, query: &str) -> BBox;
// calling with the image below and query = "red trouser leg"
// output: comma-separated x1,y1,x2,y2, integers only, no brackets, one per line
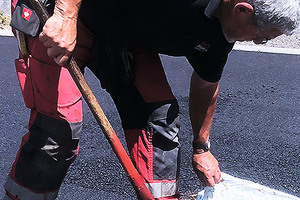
4,38,82,200
4,3,94,197
100,47,181,199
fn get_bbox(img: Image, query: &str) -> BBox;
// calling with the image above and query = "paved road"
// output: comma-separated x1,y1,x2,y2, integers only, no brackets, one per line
0,36,299,199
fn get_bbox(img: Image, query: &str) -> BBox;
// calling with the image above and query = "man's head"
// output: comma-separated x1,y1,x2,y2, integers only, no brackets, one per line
217,0,300,44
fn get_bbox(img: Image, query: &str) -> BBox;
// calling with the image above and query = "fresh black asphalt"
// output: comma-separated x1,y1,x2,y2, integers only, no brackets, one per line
0,36,299,199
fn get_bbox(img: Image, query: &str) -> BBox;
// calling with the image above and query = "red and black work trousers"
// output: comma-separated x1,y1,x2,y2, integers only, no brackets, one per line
4,1,180,199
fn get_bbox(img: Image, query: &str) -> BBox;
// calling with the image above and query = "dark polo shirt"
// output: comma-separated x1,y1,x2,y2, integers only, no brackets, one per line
79,0,234,82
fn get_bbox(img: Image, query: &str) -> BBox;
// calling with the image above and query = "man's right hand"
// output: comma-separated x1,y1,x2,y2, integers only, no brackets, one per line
39,0,81,66
39,13,77,66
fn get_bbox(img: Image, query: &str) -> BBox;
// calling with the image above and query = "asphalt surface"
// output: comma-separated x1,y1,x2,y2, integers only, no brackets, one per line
0,36,299,199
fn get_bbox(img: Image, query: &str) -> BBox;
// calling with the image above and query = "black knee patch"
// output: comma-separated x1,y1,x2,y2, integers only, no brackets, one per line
15,113,81,191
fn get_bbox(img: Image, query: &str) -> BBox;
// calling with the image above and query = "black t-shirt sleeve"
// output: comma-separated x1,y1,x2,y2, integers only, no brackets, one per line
186,43,234,83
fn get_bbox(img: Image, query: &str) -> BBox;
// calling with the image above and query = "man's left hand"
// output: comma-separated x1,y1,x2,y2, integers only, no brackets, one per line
192,150,221,187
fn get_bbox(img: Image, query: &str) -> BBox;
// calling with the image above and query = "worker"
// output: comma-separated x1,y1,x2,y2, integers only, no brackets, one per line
4,0,299,199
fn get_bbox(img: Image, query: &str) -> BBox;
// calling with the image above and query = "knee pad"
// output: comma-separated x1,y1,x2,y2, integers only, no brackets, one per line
147,100,181,180
14,113,81,192
147,100,180,144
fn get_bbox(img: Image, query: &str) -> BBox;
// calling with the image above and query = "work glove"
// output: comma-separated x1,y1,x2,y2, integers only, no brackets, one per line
39,11,77,66
192,150,221,187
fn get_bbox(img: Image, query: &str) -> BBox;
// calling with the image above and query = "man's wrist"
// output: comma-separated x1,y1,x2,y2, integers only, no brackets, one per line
54,0,81,19
192,140,211,154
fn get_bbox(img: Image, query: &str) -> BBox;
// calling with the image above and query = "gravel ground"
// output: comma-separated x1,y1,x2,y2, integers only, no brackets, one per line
0,14,10,30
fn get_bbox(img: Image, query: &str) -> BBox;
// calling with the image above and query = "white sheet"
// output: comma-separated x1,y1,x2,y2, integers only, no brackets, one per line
196,173,300,200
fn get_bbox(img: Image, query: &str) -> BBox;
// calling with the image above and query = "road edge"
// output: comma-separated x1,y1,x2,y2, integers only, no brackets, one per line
1,29,299,55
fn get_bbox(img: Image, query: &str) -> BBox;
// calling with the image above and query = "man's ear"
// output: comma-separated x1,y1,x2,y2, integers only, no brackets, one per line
233,2,254,15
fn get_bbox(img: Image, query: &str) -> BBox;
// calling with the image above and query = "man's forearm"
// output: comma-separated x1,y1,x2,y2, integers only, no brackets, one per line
189,72,221,186
189,72,219,145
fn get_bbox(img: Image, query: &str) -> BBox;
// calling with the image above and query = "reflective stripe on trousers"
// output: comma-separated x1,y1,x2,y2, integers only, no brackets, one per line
4,176,58,200
146,180,179,199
